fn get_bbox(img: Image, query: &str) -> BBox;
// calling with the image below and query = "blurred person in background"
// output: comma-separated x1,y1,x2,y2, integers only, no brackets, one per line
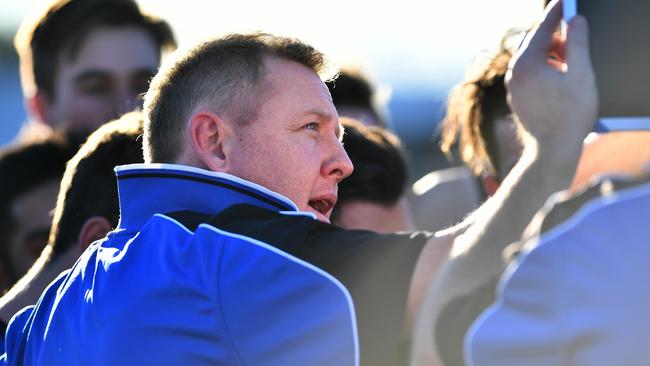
327,70,416,231
0,134,79,293
0,112,144,350
330,117,414,233
466,2,650,364
13,0,175,141
0,0,174,296
410,1,603,364
411,30,523,232
439,30,523,196
412,21,650,366
327,68,391,128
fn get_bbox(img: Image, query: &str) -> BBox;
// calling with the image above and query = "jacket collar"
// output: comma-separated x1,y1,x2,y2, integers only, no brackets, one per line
114,163,300,231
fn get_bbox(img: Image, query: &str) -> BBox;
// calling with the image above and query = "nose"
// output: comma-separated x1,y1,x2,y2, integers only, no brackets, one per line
323,139,354,182
112,88,141,117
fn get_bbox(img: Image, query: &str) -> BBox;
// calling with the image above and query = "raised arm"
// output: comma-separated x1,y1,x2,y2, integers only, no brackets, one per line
410,1,598,364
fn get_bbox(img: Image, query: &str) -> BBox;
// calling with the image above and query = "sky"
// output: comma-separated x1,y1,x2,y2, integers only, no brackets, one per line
0,0,542,88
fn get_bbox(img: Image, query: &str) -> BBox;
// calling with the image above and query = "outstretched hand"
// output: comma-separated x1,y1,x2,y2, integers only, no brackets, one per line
507,0,598,153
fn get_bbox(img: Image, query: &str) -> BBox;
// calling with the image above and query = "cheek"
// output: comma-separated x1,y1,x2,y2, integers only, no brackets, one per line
56,94,114,129
265,150,319,205
231,132,321,206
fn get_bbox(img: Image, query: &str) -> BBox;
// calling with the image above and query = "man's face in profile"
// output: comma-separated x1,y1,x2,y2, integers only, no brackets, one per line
225,57,354,223
41,27,160,131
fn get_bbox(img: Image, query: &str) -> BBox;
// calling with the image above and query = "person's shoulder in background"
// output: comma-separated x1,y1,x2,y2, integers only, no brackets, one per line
410,166,484,232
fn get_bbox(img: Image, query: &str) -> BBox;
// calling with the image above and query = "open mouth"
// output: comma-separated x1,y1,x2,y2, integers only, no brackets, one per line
308,198,334,216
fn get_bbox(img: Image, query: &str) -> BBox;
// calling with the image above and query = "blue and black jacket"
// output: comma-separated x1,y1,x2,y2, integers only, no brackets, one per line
1,164,428,366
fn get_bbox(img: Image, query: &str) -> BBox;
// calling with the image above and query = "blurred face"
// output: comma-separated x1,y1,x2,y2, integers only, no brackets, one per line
6,180,59,281
226,57,354,223
43,26,160,131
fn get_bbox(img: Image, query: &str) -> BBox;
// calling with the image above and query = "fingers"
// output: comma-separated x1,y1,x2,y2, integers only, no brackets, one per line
547,58,565,72
509,0,563,78
525,0,563,59
549,32,566,62
565,15,594,76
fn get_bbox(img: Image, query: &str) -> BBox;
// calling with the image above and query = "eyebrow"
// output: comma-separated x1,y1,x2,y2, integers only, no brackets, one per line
73,70,112,86
73,68,157,85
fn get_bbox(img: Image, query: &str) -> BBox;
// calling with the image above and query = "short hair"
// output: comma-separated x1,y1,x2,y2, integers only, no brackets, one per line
0,134,80,281
143,32,330,163
439,30,522,177
330,118,408,220
48,111,144,258
14,0,176,98
326,69,387,127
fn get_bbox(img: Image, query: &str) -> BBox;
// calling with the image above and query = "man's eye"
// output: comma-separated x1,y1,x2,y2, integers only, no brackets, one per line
304,122,318,130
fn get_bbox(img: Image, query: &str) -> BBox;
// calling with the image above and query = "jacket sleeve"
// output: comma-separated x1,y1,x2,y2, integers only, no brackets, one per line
464,237,566,366
2,305,35,365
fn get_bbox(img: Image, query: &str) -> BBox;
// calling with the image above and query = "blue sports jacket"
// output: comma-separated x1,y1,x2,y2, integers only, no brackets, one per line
1,164,427,366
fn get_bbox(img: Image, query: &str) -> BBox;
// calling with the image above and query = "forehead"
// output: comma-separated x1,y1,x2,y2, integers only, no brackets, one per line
60,26,160,76
264,56,331,96
259,57,338,119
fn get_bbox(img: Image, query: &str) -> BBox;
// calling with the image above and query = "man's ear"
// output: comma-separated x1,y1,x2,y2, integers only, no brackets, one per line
27,91,54,125
187,110,231,172
77,216,112,251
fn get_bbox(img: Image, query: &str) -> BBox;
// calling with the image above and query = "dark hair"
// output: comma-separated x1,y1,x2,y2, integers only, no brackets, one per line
14,0,176,98
48,111,144,258
0,134,80,281
439,30,522,177
144,32,330,163
330,118,408,220
326,69,387,128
